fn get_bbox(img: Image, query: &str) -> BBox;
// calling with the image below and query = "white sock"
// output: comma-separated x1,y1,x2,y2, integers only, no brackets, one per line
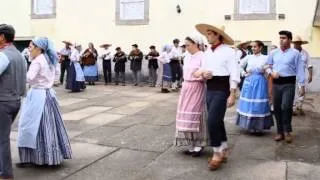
213,146,223,153
193,146,202,152
221,142,228,150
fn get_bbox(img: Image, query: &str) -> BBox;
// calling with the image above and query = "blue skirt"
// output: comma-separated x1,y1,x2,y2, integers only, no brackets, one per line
83,64,98,82
66,63,86,92
163,63,172,82
19,90,72,165
236,73,274,131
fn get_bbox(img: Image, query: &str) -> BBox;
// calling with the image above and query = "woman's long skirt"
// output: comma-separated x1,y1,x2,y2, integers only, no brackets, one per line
175,81,208,147
19,90,72,165
83,64,99,82
162,63,172,89
66,63,86,92
236,73,274,131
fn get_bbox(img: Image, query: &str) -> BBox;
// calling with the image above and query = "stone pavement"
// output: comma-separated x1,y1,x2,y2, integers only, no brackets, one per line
9,83,320,180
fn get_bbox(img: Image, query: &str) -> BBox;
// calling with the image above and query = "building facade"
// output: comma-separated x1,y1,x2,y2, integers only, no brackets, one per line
2,0,320,90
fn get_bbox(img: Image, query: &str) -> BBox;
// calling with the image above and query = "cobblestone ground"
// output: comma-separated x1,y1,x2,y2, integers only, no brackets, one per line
9,82,320,180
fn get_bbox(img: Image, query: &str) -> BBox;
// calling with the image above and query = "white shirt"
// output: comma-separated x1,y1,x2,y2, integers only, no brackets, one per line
240,54,268,76
201,44,240,89
21,48,31,62
100,49,113,60
27,54,55,89
70,48,81,62
170,46,182,59
300,49,311,69
0,52,10,76
158,52,171,64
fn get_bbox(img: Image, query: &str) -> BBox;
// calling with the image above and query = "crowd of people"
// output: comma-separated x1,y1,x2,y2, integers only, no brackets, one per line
0,20,313,179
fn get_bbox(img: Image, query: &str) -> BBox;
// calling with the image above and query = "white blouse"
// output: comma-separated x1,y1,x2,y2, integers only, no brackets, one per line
70,48,81,62
239,54,268,76
201,44,240,89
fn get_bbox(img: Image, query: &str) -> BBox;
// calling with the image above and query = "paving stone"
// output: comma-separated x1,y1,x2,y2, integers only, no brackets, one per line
11,142,117,180
63,106,112,121
100,124,174,152
65,149,159,180
275,127,320,163
58,98,88,107
73,126,127,144
84,113,126,126
107,101,150,115
132,147,286,180
287,162,320,180
230,133,276,161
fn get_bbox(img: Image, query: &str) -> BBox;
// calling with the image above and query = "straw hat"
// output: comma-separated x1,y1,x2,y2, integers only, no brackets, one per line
237,41,251,48
195,24,234,45
62,41,73,45
100,43,112,48
292,35,308,44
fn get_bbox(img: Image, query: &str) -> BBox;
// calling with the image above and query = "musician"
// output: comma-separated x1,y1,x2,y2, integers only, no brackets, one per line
145,45,159,87
128,44,143,86
113,47,127,86
100,44,113,85
81,43,99,85
59,41,72,85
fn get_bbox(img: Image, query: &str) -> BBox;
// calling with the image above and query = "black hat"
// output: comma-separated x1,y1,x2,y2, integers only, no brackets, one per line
279,30,293,40
149,45,156,49
173,38,180,44
0,24,15,42
132,44,138,48
180,45,186,48
116,47,121,51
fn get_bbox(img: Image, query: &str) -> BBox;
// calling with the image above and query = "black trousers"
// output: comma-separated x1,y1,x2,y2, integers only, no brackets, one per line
60,59,70,84
273,83,295,133
170,62,182,82
103,60,112,83
206,90,229,147
0,100,20,179
115,71,125,84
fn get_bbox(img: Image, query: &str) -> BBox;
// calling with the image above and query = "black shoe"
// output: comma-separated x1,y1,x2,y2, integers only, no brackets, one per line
183,150,194,155
115,83,119,85
134,84,138,86
16,163,33,168
192,148,204,157
122,84,126,86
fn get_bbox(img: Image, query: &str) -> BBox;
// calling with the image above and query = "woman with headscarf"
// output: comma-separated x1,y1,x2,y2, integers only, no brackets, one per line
82,43,99,85
175,35,208,156
16,37,72,167
157,45,172,93
66,43,86,92
236,40,274,133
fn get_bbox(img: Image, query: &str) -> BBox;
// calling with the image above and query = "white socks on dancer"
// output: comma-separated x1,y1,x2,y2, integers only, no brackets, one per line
213,142,228,153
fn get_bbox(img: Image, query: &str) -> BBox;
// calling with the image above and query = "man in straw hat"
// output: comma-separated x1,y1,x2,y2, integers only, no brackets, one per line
266,30,305,143
195,23,240,170
236,41,251,90
59,41,72,85
292,35,313,116
99,43,113,85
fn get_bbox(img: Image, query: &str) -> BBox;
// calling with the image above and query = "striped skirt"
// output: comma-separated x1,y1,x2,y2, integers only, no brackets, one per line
236,73,274,131
175,81,208,147
19,90,72,165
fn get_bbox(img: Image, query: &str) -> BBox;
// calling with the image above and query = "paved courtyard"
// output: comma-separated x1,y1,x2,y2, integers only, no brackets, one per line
9,83,320,180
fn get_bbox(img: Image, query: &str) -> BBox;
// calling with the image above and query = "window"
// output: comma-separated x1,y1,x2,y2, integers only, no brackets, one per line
31,0,56,19
116,0,149,25
234,0,276,20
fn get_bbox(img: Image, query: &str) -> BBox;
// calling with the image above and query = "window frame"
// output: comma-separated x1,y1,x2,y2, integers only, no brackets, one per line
234,0,276,20
115,0,150,25
31,0,56,19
